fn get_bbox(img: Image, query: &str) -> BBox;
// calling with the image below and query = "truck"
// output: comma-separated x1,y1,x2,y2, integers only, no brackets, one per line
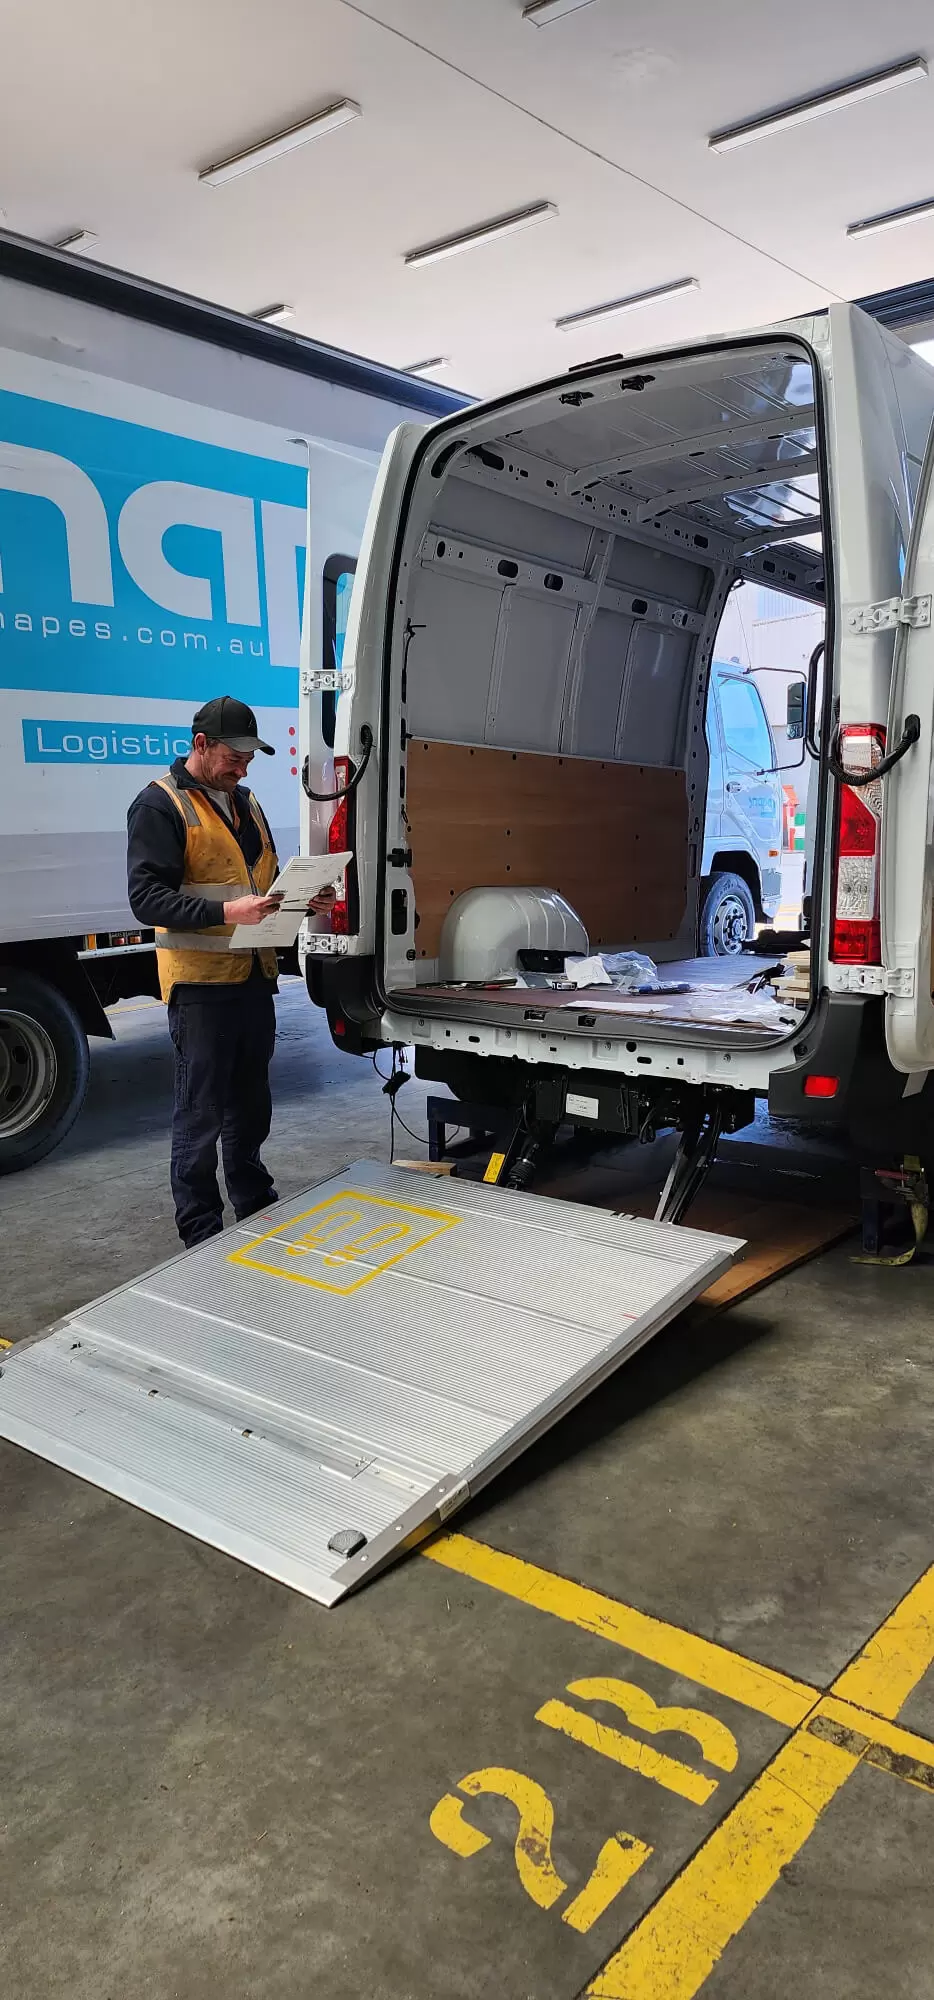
701,660,787,954
0,230,461,1174
301,299,934,1217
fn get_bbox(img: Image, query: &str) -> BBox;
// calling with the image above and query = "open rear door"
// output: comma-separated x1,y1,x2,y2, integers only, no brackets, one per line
883,422,934,1073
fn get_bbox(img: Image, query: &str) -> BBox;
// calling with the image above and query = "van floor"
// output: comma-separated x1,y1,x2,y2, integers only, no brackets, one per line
394,955,797,1043
2,985,932,2000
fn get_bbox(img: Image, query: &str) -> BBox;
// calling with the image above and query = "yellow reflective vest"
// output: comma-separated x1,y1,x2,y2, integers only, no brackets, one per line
153,773,278,1002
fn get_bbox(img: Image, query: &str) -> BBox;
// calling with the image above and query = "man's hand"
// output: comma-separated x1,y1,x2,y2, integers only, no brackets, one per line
223,892,284,925
307,885,337,915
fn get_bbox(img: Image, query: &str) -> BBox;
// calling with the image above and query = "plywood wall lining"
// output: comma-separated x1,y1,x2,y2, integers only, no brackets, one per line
405,740,689,961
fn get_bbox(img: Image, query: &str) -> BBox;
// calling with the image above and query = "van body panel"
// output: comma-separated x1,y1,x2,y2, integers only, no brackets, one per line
882,395,934,1073
303,306,934,1147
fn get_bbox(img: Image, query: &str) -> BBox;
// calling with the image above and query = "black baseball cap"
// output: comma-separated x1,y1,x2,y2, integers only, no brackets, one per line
192,695,274,755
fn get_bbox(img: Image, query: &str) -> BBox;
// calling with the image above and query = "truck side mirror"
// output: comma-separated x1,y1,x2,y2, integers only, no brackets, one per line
786,679,806,741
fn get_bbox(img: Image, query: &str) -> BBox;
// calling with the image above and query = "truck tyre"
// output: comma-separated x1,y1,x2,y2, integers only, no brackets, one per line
0,968,91,1174
699,873,756,956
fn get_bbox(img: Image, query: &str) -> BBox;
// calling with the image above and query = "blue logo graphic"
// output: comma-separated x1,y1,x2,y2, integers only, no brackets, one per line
0,388,307,704
22,718,196,765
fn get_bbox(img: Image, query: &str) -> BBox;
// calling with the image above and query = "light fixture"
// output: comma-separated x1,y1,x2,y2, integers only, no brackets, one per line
253,303,296,325
555,276,699,331
403,356,451,376
709,56,927,153
523,0,598,22
199,100,362,187
847,194,934,239
53,229,99,255
405,200,557,268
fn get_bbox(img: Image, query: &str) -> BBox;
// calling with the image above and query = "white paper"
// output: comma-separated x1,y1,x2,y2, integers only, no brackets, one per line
230,852,352,948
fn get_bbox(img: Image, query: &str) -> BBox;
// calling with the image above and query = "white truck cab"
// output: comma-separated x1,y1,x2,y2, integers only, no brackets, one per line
702,663,785,954
301,303,934,1189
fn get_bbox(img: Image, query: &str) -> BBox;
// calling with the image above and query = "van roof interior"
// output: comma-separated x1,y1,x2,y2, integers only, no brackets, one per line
389,337,825,1048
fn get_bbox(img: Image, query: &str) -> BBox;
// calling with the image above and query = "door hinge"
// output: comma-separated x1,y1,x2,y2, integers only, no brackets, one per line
826,964,915,997
301,668,353,696
844,595,932,635
388,847,413,868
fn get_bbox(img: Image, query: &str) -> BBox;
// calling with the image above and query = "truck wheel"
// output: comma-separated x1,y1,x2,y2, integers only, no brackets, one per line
699,873,756,956
0,968,90,1174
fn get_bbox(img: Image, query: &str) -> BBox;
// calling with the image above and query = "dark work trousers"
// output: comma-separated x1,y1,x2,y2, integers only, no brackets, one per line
167,979,278,1248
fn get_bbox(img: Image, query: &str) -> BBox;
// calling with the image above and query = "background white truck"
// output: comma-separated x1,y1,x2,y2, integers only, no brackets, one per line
0,231,461,1172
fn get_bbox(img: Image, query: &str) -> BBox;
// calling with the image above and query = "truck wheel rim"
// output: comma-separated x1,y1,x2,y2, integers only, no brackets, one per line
712,894,749,954
0,1010,58,1139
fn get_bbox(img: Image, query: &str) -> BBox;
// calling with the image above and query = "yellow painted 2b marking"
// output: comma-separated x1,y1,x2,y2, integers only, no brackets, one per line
229,1190,459,1295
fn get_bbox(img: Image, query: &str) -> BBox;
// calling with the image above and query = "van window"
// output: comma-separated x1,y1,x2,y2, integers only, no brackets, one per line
322,555,356,750
718,676,772,771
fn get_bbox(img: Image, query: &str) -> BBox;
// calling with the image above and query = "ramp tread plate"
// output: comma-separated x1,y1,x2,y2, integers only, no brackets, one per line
0,1161,740,1605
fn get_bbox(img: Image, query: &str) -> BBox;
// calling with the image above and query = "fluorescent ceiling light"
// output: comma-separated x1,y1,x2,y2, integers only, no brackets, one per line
556,276,698,331
523,0,598,22
847,194,934,238
405,201,557,268
53,229,99,254
404,356,451,375
709,56,927,152
199,100,361,186
253,303,296,324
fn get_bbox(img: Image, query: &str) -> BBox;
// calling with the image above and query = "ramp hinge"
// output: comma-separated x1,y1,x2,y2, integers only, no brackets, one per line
845,595,932,635
301,668,354,695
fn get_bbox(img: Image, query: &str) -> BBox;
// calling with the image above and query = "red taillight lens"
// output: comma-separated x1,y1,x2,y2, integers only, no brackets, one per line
326,757,355,935
804,1075,839,1099
830,724,885,965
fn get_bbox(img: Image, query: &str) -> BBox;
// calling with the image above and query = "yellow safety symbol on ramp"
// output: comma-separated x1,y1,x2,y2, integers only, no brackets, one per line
229,1189,459,1295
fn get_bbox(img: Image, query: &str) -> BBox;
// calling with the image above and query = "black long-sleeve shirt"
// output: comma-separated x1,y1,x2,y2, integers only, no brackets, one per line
127,759,276,934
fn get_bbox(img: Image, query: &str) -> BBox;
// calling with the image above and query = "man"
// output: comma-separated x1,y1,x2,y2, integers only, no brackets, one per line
127,695,333,1249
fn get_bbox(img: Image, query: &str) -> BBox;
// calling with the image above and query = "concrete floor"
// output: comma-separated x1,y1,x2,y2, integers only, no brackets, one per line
1,982,933,1999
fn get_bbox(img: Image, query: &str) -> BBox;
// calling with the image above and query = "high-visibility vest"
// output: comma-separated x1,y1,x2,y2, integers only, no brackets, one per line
153,773,278,1002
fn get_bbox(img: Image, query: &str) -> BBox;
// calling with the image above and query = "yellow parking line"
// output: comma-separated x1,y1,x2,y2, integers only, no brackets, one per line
424,1534,817,1727
812,1695,934,1794
0,1337,12,1350
831,1561,934,1718
108,1000,162,1015
584,1728,861,1999
427,1540,934,1997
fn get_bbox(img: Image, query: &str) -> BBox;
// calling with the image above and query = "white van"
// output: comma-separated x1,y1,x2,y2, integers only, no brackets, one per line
301,304,934,1209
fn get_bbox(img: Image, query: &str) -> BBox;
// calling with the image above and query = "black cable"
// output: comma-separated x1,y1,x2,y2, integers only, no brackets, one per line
827,714,921,786
372,1048,467,1159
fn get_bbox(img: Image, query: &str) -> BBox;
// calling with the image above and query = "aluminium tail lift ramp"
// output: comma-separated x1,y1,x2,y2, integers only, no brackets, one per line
0,1161,740,1605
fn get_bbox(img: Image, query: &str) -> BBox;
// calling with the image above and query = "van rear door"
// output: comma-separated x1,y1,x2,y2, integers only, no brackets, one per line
302,421,434,962
882,422,934,1072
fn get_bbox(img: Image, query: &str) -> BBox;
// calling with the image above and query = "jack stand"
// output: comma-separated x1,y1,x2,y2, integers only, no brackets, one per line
856,1156,929,1267
655,1104,723,1225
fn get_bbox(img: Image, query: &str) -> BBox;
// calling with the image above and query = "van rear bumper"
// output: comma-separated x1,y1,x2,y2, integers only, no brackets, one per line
769,993,934,1160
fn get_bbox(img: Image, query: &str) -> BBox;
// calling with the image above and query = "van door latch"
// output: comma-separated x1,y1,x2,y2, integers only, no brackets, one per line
845,595,932,634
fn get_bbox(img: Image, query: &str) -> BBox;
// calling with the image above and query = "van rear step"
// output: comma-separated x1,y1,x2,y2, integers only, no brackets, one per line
0,1161,739,1605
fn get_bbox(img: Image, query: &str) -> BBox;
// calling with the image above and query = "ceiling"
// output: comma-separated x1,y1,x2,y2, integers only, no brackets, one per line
2,0,934,398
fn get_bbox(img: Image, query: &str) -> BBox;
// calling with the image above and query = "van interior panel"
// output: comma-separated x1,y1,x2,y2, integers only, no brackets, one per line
386,338,827,1043
405,741,688,962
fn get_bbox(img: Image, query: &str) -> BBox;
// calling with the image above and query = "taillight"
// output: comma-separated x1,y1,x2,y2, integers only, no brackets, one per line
830,724,885,965
326,756,357,935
